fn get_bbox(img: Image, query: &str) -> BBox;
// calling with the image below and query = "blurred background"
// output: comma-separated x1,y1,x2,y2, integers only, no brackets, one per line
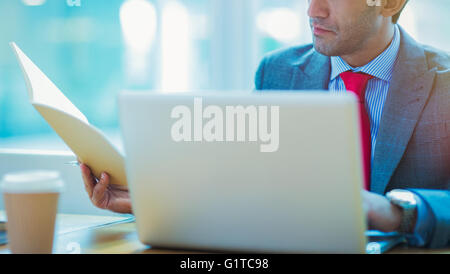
0,0,449,150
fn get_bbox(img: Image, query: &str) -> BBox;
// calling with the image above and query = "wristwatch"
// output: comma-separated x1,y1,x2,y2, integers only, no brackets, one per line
386,189,418,233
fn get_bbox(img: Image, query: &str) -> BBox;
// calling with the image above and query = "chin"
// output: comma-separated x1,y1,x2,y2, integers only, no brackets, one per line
313,41,334,57
312,36,343,57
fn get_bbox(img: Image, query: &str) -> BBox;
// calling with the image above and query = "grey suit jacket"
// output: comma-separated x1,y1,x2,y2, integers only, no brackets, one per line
255,27,450,248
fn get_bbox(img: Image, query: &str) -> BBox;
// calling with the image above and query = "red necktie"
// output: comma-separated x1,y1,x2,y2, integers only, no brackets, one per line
339,71,373,190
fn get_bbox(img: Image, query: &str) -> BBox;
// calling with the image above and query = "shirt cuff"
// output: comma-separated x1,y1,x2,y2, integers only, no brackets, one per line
404,193,435,247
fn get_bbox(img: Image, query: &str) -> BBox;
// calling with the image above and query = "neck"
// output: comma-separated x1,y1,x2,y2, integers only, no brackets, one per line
341,24,395,67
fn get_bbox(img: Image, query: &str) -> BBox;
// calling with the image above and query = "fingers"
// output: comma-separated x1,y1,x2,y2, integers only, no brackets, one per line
80,164,95,198
79,163,113,210
92,172,110,208
110,198,133,214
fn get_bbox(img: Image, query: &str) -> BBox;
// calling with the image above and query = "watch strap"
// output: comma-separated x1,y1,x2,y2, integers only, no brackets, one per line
398,206,415,233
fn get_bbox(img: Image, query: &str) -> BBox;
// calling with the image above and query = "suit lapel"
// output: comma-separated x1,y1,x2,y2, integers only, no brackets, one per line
371,28,437,194
290,49,331,90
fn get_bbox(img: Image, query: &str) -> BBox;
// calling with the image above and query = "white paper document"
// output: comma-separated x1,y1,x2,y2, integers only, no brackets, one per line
10,42,127,186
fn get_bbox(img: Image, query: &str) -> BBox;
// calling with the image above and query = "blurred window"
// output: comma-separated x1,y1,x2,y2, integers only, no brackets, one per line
0,0,448,148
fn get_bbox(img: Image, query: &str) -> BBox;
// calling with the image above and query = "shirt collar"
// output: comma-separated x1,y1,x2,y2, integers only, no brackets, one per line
330,24,401,82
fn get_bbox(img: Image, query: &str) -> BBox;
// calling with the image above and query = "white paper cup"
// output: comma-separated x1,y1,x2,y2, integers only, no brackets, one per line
1,170,64,254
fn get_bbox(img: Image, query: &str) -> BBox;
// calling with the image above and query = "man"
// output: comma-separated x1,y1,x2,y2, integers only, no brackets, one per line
81,0,450,248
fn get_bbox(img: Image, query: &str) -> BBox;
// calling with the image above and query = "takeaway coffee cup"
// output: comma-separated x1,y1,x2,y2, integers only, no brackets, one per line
1,170,64,254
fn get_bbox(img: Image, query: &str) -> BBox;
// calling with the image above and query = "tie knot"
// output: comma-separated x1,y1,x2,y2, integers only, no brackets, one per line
339,71,374,101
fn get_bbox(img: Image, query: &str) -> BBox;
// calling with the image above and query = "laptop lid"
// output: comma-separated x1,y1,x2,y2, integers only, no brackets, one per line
119,91,367,253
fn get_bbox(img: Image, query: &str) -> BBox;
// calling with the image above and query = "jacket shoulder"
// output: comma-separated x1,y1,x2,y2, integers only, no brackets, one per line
422,45,450,72
255,44,315,90
261,44,315,67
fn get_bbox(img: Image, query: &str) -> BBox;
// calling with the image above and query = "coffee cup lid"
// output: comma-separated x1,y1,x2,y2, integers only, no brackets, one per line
1,170,64,194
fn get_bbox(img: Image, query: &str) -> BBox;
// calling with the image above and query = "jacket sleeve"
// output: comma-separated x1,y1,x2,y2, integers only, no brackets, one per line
254,57,267,91
409,188,450,248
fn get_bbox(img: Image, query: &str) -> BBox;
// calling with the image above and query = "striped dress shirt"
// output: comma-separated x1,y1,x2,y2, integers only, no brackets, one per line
329,25,401,163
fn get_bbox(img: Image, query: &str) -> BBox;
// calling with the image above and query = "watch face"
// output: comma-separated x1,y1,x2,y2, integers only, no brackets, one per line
388,190,417,209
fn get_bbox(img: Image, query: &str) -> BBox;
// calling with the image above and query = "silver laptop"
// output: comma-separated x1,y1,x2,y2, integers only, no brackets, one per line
118,91,397,254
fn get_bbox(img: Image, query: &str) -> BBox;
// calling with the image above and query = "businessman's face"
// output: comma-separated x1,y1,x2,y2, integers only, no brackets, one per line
308,0,380,56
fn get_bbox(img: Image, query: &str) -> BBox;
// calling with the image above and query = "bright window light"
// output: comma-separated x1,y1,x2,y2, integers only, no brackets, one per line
21,0,46,6
160,1,192,93
398,4,418,39
257,8,301,43
120,0,157,54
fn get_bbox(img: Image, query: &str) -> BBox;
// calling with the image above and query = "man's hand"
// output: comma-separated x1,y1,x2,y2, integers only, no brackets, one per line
80,163,132,214
362,190,416,233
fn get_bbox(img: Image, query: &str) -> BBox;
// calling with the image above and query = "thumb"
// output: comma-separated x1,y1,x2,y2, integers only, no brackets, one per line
92,173,110,206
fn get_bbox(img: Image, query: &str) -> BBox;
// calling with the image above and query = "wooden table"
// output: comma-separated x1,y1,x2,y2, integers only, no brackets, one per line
52,222,198,254
0,213,202,254
0,214,449,254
